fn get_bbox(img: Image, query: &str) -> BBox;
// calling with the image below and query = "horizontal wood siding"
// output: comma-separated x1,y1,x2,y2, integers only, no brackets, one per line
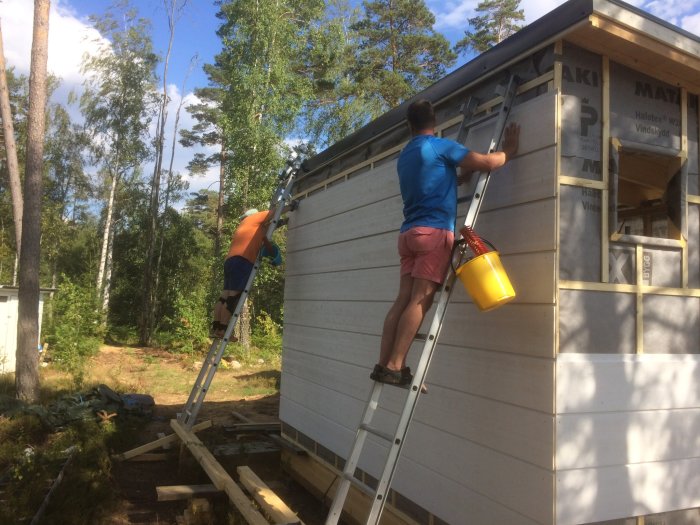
556,354,700,524
282,371,554,525
282,92,558,523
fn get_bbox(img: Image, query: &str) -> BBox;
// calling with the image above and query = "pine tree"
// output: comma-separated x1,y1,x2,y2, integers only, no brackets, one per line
352,0,456,111
454,0,525,56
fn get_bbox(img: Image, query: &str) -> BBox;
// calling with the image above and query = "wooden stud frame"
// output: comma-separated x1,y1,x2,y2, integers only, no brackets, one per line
558,62,699,355
601,56,611,283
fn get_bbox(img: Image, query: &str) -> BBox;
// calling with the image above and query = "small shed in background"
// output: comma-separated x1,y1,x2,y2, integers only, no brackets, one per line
0,286,50,374
279,0,700,523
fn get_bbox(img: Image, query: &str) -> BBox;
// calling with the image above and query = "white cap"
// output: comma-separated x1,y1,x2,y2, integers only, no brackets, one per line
241,208,258,219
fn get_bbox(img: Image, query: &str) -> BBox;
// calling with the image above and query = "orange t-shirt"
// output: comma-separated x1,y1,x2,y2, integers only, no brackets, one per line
226,210,272,263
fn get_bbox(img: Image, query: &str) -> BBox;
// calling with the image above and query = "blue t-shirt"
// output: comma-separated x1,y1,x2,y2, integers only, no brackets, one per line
397,135,470,233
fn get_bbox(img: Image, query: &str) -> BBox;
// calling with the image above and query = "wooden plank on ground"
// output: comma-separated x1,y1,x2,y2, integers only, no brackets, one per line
237,466,303,525
127,452,168,462
156,484,221,502
224,422,281,433
170,419,269,525
281,449,418,525
115,420,212,460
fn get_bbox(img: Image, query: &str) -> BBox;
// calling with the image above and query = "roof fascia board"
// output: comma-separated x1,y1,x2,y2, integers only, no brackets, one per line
593,0,700,52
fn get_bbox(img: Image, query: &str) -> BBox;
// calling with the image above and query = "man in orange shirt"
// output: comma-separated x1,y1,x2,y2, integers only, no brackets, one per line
211,208,281,339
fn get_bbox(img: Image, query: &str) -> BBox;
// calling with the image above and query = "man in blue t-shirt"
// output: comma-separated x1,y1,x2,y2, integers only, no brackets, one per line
371,99,520,387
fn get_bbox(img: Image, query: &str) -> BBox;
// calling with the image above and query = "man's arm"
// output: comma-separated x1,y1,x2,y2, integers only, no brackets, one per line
458,122,520,174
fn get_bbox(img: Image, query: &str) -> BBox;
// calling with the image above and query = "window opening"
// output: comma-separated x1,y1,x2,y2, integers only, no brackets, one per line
611,140,686,241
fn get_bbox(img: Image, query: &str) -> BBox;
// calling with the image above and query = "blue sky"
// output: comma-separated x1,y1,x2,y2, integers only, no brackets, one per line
1,0,699,196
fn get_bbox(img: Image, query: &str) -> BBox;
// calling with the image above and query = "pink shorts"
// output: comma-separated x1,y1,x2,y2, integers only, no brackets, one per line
398,227,455,284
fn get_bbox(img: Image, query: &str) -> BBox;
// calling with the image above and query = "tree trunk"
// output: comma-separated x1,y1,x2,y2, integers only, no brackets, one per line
0,20,23,256
139,0,181,346
102,222,114,315
215,148,225,258
16,0,50,402
96,171,118,309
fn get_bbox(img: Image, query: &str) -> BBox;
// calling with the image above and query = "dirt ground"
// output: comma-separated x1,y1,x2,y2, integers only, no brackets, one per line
67,346,329,525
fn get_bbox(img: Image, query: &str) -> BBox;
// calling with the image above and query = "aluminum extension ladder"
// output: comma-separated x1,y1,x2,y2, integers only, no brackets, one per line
325,74,520,525
178,152,304,430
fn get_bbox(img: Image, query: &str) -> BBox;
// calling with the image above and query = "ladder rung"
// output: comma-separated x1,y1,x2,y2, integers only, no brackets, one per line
359,424,393,443
414,333,427,341
341,472,375,497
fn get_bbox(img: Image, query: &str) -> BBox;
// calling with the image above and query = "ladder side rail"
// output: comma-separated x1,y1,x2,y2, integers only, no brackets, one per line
462,76,519,230
325,383,386,525
180,339,219,417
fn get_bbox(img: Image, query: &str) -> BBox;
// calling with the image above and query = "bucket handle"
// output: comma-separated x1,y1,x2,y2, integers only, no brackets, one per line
451,236,498,274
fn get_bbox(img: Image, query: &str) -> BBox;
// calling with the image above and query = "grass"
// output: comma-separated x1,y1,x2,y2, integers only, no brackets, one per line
0,344,281,524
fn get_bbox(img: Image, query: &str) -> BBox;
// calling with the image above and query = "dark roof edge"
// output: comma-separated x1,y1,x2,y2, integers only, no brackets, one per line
301,0,698,177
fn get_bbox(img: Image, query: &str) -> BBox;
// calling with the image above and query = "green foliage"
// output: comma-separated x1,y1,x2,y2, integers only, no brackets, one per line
164,288,211,355
454,0,525,56
251,311,282,364
214,0,324,214
47,279,104,386
352,0,456,110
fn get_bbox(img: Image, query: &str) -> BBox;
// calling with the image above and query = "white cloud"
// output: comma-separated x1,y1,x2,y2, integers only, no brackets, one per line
519,0,567,23
681,11,700,36
431,0,477,30
1,0,103,86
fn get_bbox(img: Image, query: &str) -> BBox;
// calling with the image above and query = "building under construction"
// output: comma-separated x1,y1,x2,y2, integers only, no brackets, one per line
279,0,700,523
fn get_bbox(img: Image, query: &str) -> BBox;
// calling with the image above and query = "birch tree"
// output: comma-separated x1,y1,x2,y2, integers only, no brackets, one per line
16,0,50,402
80,4,157,315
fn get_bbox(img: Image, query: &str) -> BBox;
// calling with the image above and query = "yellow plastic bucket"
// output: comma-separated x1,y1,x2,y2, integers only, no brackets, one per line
455,251,515,311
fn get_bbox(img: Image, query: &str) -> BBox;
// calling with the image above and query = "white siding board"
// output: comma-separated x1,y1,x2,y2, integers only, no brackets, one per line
283,324,554,413
281,372,554,524
285,231,397,276
556,458,700,525
557,409,700,470
283,346,553,469
280,398,545,525
284,267,399,302
290,162,398,229
429,345,555,413
460,198,558,255
284,251,554,304
556,354,700,413
479,147,558,212
285,300,555,357
286,194,403,252
465,92,558,158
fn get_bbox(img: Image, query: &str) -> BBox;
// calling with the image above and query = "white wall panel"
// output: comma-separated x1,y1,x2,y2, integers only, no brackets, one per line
557,408,700,470
556,353,700,413
557,458,700,525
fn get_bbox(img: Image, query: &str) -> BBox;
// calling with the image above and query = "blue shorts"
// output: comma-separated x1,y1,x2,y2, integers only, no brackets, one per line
224,256,254,291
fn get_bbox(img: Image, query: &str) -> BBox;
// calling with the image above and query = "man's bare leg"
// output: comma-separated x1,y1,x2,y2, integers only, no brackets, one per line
385,277,439,372
379,274,414,367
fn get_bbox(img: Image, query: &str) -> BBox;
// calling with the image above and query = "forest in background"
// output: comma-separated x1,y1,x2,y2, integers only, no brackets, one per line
0,0,525,392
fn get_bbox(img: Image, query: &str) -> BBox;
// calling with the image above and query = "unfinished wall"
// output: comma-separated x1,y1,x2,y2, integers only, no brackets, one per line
556,40,700,525
282,81,558,524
